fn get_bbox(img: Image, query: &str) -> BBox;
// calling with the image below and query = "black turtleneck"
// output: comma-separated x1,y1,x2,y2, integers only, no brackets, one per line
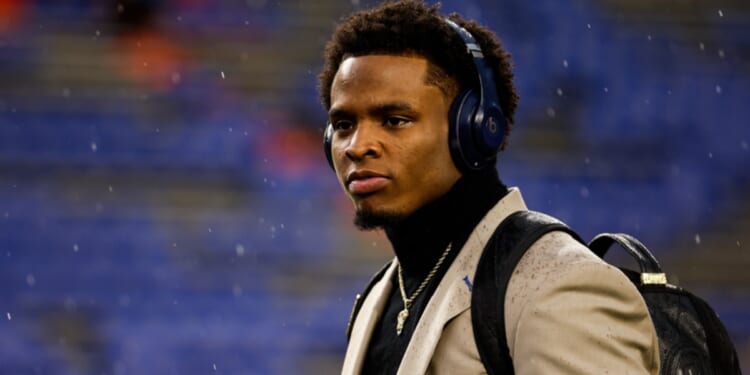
362,168,507,374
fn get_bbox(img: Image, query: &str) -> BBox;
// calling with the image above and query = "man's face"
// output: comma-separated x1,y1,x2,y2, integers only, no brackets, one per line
328,54,462,229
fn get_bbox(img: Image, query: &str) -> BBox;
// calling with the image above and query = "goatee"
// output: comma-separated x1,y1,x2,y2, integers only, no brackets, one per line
353,208,404,231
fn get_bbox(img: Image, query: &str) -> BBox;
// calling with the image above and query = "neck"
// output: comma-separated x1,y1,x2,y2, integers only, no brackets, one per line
385,168,507,278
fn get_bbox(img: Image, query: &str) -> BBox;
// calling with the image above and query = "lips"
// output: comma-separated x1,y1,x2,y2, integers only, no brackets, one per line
346,170,389,195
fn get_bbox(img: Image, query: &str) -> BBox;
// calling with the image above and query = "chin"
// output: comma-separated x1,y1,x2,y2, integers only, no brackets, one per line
353,206,406,231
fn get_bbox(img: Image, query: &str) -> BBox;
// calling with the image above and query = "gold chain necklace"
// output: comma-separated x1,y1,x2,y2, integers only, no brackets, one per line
396,243,453,336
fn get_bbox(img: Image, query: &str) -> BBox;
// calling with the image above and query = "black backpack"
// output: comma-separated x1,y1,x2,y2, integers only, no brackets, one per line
472,210,742,375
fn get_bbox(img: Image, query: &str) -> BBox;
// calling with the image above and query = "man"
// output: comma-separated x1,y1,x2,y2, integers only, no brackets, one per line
318,1,660,373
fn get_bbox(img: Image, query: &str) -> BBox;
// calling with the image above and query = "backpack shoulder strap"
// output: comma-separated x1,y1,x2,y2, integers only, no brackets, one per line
471,210,582,374
346,259,393,341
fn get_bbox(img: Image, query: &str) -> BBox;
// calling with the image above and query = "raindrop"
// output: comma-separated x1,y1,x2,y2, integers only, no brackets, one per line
235,244,245,256
228,127,233,133
699,42,705,51
715,85,722,94
73,244,79,252
108,185,113,193
741,141,748,150
718,9,724,17
546,107,556,118
232,285,242,297
708,152,713,159
584,157,590,164
6,312,10,320
91,142,98,152
718,50,725,59
213,363,218,371
26,274,36,286
737,241,742,247
562,59,569,68
586,23,591,29
221,71,226,79
580,187,590,198
62,88,71,98
208,228,213,233
694,234,701,245
603,87,609,93
556,88,563,96
171,72,181,84
647,35,652,41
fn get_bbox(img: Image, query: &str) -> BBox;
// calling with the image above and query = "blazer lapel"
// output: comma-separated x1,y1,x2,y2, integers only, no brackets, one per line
341,260,398,375
397,188,527,374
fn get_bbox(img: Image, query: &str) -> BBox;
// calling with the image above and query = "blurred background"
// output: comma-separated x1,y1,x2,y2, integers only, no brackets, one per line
0,0,748,373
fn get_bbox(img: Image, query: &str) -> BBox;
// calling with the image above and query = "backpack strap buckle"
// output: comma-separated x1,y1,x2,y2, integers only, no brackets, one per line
640,272,667,285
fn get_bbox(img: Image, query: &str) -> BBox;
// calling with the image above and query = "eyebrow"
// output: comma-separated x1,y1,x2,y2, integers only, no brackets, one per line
328,101,418,120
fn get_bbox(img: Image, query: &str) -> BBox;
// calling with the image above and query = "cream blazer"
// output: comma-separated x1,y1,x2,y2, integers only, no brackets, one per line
342,188,660,374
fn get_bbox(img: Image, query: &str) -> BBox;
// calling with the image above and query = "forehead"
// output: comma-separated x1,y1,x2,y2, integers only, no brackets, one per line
335,54,428,81
330,55,437,109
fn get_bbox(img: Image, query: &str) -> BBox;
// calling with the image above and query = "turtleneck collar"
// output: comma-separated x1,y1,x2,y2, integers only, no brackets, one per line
384,168,507,278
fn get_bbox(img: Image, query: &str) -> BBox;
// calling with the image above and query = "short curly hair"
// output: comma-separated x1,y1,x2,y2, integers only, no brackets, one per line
318,0,519,149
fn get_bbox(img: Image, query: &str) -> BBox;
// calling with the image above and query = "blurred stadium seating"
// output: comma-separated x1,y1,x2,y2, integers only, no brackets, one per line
0,0,748,373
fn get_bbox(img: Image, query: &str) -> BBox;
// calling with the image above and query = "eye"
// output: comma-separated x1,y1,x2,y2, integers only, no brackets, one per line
332,120,354,131
384,117,409,127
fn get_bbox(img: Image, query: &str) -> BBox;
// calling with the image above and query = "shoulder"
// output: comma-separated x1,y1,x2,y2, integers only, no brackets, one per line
511,229,620,284
504,231,660,373
505,230,638,330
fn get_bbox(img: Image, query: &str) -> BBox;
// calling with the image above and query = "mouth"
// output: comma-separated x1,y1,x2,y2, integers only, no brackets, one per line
346,170,390,196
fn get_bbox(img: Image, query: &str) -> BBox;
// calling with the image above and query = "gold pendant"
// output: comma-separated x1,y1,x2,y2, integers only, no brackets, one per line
396,308,409,335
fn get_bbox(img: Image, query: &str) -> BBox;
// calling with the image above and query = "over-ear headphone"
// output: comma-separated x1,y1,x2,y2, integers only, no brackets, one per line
323,18,506,172
444,18,506,172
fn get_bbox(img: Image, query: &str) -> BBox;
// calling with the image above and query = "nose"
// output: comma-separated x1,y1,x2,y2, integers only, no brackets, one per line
344,123,383,162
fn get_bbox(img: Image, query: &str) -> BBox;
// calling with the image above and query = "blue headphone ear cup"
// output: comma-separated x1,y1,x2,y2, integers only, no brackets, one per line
443,18,506,171
449,88,487,171
323,123,334,169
